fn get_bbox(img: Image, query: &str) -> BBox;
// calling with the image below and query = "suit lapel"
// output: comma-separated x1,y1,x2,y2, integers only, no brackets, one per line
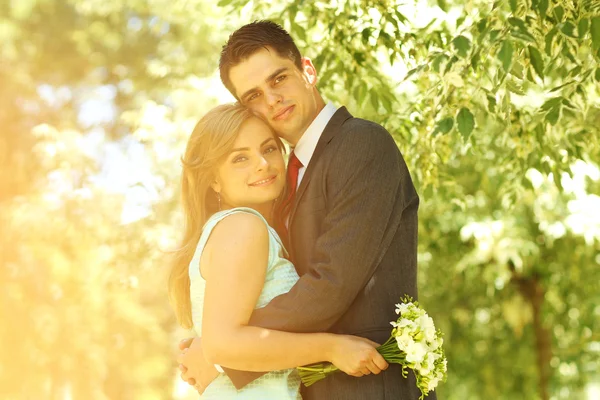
288,107,353,233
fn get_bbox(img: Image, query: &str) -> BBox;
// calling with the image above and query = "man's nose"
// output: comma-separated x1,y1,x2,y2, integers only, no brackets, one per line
266,90,283,107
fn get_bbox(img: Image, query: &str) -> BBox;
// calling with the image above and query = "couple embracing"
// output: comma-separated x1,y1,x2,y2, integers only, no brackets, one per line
170,20,432,400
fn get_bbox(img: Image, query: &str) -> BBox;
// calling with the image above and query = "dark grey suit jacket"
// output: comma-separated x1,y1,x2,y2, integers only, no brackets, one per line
226,107,432,400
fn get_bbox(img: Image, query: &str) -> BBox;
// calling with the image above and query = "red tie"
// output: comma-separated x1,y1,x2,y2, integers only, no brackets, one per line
278,152,303,236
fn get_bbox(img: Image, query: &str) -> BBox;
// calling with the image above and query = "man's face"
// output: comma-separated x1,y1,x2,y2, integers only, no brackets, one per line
228,47,320,145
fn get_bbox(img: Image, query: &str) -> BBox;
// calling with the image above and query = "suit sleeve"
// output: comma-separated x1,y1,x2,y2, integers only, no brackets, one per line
224,123,415,387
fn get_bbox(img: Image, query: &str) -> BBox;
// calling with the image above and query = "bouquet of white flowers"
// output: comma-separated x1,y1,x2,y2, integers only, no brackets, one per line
298,296,447,399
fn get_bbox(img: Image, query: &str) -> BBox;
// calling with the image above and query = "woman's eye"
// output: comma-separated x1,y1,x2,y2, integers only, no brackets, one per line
247,93,260,102
233,156,247,163
264,146,278,154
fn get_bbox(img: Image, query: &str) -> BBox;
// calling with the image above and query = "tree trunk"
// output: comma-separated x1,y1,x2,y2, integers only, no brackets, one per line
512,275,551,400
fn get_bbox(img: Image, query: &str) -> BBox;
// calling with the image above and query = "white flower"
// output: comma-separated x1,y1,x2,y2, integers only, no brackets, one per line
416,315,436,342
405,341,428,364
431,336,443,350
418,352,437,375
395,302,411,315
397,318,417,332
395,331,414,351
427,376,440,392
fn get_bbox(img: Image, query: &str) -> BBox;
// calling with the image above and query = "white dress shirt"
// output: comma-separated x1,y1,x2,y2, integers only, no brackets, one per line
293,103,338,188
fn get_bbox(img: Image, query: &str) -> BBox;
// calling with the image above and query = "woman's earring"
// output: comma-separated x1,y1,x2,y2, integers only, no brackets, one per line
216,191,221,211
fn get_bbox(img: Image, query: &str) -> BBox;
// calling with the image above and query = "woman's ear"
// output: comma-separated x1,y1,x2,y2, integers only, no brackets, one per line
210,180,221,194
301,57,318,86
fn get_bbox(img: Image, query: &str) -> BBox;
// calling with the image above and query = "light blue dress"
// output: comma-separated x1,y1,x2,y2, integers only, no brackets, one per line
188,207,302,399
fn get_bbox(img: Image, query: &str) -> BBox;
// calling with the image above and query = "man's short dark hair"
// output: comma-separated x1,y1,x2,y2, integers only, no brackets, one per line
219,20,303,98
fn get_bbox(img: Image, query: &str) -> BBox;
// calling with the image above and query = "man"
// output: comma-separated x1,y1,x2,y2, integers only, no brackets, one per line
179,20,429,400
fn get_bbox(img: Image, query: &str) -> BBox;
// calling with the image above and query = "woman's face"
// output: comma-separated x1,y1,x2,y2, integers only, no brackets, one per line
213,117,286,211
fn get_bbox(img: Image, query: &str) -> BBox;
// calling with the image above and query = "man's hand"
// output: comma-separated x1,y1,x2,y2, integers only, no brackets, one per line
177,337,220,394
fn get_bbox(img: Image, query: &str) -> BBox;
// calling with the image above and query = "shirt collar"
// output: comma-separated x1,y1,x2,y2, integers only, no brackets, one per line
293,103,338,167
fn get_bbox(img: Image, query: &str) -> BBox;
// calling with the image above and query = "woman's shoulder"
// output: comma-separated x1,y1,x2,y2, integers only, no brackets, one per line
204,208,269,245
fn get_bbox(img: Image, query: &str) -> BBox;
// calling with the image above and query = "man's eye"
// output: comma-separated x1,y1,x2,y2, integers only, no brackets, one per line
274,75,287,84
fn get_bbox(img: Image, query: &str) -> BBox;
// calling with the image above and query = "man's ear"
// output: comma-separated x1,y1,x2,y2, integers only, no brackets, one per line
301,57,317,86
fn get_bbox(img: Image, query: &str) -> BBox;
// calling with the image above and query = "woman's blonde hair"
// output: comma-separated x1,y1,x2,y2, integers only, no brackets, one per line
169,103,283,328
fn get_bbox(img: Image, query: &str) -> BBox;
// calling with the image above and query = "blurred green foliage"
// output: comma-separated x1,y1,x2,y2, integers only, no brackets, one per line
1,0,599,399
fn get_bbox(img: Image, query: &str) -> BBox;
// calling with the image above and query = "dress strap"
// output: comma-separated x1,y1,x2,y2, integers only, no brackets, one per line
188,208,273,279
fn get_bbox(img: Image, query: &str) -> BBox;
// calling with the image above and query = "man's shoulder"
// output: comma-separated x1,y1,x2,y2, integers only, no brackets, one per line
333,115,396,149
342,115,388,133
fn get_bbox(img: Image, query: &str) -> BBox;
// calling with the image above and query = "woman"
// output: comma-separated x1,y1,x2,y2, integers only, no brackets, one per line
169,104,386,398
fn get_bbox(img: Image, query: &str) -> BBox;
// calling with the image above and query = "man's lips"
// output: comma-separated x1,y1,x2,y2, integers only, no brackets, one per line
249,175,277,186
273,105,295,121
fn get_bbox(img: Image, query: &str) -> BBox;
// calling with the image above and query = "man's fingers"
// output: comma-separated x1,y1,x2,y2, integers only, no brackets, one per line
180,370,196,386
362,338,381,347
178,364,187,373
373,353,389,371
179,337,194,350
365,360,382,375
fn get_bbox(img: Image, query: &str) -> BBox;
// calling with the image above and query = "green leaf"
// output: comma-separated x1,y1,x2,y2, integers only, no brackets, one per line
510,0,518,13
394,10,408,24
498,40,513,72
595,68,600,82
541,96,563,111
457,107,475,139
591,17,600,51
538,0,548,16
487,95,497,112
554,5,564,22
568,65,582,78
561,43,576,63
507,79,525,95
353,52,366,65
550,80,576,92
477,18,488,33
361,28,373,43
545,27,558,56
528,46,545,80
578,18,589,39
436,117,454,134
490,29,501,42
562,98,577,110
437,0,448,12
511,30,536,43
511,61,525,79
526,66,536,82
356,83,367,105
432,54,449,73
508,17,527,31
380,93,393,114
545,106,561,125
217,0,236,6
452,35,471,58
561,22,576,38
370,91,379,110
471,50,481,69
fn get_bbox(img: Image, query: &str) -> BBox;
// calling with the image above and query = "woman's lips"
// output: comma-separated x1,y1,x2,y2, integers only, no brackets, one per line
249,175,277,187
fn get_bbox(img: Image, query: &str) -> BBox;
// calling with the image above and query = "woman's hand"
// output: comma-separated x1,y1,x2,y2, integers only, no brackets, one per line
327,335,389,377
